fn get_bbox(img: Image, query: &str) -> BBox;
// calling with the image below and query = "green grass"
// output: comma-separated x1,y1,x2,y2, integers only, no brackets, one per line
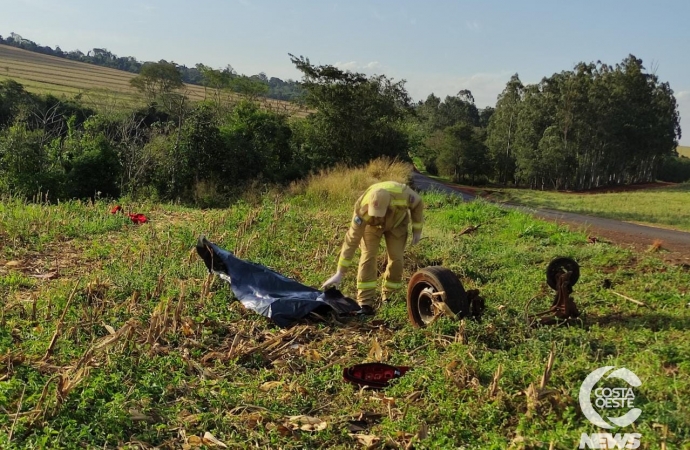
1,164,689,449
489,184,690,232
678,146,690,158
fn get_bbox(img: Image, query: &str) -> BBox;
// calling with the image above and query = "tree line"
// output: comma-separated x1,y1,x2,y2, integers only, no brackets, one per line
0,55,413,206
411,55,685,189
0,52,686,206
0,32,304,102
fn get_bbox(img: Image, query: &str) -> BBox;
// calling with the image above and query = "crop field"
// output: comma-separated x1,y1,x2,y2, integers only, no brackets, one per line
487,183,690,232
0,44,309,117
678,146,690,158
1,160,688,449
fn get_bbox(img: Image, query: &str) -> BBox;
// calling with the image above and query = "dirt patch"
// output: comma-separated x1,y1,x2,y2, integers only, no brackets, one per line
0,241,85,282
542,218,690,266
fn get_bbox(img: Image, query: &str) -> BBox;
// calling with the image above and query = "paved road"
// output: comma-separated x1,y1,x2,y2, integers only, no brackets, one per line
412,172,690,257
411,172,475,201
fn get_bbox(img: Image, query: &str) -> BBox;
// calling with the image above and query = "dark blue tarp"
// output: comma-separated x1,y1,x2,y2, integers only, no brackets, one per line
196,236,361,327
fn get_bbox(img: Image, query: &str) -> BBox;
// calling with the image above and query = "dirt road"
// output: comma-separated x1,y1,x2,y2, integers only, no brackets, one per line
412,172,690,261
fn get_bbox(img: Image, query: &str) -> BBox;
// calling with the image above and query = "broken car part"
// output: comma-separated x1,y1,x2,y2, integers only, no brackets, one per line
195,236,361,328
343,363,410,389
526,257,580,326
406,266,485,328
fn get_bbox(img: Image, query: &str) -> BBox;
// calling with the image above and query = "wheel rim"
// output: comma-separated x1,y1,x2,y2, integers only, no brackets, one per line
417,286,437,324
546,257,580,290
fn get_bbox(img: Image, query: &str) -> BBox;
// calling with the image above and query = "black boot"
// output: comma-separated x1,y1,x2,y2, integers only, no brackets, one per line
358,305,375,316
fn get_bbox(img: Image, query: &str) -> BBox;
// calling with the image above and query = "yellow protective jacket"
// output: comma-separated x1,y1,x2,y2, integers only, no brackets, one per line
337,181,424,272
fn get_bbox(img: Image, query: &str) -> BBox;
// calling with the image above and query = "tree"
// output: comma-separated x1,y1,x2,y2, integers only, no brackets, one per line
130,61,184,101
436,123,491,184
196,64,235,104
486,74,523,185
479,107,495,128
493,55,681,190
228,75,270,101
289,54,412,168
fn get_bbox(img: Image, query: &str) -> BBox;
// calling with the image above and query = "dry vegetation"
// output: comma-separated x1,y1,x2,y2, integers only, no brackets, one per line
290,158,415,203
1,159,689,448
0,44,309,117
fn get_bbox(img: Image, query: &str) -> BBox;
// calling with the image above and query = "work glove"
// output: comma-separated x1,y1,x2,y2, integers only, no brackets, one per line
412,230,422,245
321,270,344,289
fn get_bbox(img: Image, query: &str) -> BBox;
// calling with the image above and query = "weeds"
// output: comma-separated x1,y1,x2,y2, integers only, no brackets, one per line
0,161,688,448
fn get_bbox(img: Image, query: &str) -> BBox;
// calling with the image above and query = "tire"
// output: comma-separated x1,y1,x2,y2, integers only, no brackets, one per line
546,257,580,290
407,266,469,328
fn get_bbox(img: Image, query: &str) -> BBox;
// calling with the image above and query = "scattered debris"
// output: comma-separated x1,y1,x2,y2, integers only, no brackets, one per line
600,278,655,309
110,205,148,224
348,433,381,449
608,290,655,310
30,272,58,280
526,257,580,326
406,266,485,328
467,289,486,319
343,363,410,389
647,239,664,253
368,338,386,362
458,224,481,236
346,411,383,432
184,432,228,449
587,235,599,244
286,415,328,432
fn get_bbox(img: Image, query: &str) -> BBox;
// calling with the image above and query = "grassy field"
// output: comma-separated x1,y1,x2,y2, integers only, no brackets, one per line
488,184,690,232
0,44,309,117
678,146,690,158
1,160,689,449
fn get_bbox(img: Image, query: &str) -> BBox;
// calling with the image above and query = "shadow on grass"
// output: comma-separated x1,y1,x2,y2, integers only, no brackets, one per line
583,311,690,331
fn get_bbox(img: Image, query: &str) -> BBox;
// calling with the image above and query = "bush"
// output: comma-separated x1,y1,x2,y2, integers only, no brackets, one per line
292,157,413,203
0,123,57,197
658,156,690,183
64,133,120,199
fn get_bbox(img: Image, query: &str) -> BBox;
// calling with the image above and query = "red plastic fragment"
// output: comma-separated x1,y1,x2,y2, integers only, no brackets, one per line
343,363,410,389
110,205,148,224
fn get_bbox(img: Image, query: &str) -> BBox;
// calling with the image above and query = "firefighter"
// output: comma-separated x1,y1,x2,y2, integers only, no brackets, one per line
322,181,424,315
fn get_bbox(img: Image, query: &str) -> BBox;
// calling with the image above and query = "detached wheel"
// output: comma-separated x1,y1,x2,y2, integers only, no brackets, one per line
546,257,580,290
407,266,469,328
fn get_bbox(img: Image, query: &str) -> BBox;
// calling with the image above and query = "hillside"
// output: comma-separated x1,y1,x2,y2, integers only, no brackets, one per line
1,160,688,448
679,146,690,158
0,44,308,117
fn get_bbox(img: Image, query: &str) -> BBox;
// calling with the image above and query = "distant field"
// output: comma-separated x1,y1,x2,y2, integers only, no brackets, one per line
490,183,690,231
0,44,308,117
678,146,690,158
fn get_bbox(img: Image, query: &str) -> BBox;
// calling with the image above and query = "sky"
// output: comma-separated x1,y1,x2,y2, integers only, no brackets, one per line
2,0,689,145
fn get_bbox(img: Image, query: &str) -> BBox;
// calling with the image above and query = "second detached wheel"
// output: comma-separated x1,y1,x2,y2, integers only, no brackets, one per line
407,266,469,328
546,257,580,290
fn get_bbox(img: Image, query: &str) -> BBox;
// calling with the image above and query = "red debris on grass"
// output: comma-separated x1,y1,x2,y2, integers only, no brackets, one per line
111,205,148,224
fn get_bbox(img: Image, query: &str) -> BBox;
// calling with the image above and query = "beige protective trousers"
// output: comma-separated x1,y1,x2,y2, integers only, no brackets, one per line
356,224,408,306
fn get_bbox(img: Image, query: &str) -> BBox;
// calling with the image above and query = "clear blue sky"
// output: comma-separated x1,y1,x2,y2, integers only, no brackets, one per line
2,0,689,144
